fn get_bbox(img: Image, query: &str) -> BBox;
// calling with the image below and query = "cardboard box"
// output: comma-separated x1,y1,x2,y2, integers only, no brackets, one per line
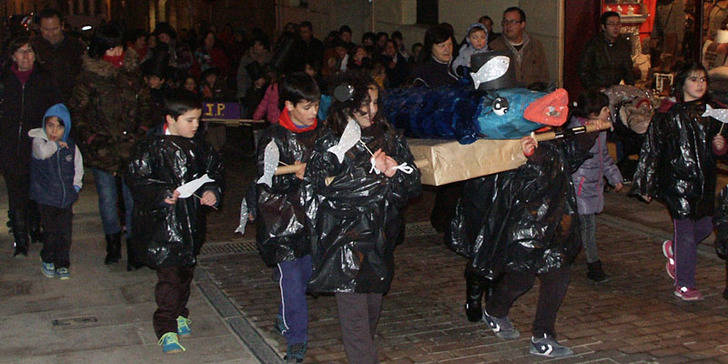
407,138,527,186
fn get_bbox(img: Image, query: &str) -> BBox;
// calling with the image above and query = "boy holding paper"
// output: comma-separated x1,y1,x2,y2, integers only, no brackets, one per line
126,90,224,354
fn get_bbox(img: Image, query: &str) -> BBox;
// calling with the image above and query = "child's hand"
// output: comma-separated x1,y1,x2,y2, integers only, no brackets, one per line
165,190,180,205
294,161,306,180
521,135,538,157
57,141,68,148
383,156,398,177
713,135,727,152
372,149,389,173
613,182,624,192
200,190,217,206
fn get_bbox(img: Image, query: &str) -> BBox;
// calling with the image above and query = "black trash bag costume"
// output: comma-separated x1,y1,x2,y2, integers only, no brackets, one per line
448,135,595,280
305,125,421,293
126,135,224,268
630,100,720,219
255,123,327,267
715,185,728,260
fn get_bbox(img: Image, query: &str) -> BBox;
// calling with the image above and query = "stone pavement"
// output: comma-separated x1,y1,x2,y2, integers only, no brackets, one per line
199,184,728,363
0,178,261,364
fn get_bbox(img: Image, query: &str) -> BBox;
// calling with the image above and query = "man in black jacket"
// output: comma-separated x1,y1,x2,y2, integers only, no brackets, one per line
578,11,635,89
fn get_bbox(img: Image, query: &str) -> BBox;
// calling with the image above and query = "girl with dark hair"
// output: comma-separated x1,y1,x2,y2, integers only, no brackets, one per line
410,24,458,88
632,62,727,301
306,71,421,363
69,23,152,269
569,89,623,282
0,35,60,256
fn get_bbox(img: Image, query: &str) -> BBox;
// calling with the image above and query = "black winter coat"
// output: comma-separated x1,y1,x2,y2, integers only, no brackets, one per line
306,125,421,293
255,123,327,267
578,34,634,89
126,134,224,268
631,100,720,219
448,136,594,279
0,66,60,176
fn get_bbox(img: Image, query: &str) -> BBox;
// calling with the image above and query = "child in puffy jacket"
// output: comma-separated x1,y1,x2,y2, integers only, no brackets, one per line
29,103,83,280
451,23,489,76
569,89,623,282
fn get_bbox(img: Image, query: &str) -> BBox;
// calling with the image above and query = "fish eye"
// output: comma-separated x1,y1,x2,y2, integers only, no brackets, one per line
492,97,509,116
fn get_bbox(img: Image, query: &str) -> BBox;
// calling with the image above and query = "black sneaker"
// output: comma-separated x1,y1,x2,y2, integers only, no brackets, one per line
482,309,520,339
284,342,306,363
529,334,573,358
586,260,609,283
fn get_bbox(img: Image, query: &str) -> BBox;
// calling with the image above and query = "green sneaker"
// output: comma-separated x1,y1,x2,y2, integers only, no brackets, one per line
55,267,70,280
177,316,191,337
158,332,186,353
41,261,55,278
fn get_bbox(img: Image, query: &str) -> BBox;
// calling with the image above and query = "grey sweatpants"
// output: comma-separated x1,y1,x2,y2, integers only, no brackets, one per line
335,292,383,364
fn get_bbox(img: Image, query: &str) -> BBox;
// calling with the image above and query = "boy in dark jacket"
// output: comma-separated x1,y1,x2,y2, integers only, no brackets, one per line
126,90,224,354
255,72,325,363
29,103,83,280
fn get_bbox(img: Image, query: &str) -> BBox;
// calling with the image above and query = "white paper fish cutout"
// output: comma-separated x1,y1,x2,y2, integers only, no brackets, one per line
470,55,510,90
327,118,361,163
176,174,215,198
703,104,728,124
234,199,249,234
257,140,279,187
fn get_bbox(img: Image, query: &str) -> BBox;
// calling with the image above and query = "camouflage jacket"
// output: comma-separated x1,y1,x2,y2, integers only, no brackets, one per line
69,53,153,174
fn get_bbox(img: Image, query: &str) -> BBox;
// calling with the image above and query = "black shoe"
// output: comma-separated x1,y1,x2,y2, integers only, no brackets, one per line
104,233,122,264
12,243,28,257
126,238,145,271
586,260,609,283
465,301,483,322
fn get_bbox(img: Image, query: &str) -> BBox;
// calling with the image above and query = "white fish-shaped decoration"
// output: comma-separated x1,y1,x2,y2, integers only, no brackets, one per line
257,140,279,187
703,104,728,124
470,55,510,90
176,174,215,198
327,118,361,163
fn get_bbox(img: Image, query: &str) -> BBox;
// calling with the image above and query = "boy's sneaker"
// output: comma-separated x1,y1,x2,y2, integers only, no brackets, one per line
482,309,520,339
284,342,306,363
274,314,287,335
41,261,55,278
177,316,191,337
158,332,186,353
674,286,703,301
529,333,574,358
55,267,70,280
662,240,675,280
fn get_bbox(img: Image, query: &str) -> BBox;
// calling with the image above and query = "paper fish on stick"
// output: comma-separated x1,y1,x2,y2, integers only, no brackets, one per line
176,174,215,198
703,104,728,124
257,140,279,187
470,55,510,90
327,118,361,163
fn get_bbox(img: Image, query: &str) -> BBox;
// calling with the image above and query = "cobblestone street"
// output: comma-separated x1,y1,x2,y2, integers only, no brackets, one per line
198,150,728,363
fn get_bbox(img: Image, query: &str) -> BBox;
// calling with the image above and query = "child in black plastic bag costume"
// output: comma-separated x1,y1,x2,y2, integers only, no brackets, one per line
449,117,611,358
126,90,224,353
306,71,421,364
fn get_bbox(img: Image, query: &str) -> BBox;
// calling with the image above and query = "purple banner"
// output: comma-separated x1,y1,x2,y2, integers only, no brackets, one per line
202,102,241,119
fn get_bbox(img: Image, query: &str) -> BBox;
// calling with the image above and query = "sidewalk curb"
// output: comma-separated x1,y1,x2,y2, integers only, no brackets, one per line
195,266,282,363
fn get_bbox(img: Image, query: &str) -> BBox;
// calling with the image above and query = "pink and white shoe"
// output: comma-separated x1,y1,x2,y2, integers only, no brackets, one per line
674,286,703,301
662,240,675,280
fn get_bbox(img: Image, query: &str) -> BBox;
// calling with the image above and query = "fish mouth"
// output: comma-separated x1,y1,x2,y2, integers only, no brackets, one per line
523,88,569,127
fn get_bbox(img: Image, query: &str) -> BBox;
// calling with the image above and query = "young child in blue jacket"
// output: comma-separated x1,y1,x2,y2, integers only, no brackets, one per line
29,103,83,280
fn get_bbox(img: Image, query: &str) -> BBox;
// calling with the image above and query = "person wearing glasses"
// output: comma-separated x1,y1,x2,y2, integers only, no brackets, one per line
489,7,549,89
578,11,635,90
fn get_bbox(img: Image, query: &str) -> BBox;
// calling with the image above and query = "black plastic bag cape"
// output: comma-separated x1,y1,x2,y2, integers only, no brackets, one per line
126,135,224,268
447,136,594,279
630,100,720,219
255,123,326,267
306,125,421,293
714,185,728,260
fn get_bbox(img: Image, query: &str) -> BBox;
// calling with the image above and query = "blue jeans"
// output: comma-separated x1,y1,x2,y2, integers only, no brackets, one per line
92,168,133,237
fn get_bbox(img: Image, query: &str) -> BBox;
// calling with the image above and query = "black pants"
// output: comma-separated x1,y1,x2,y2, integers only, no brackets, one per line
485,267,571,338
39,204,73,268
3,170,40,246
335,292,383,364
154,265,194,338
